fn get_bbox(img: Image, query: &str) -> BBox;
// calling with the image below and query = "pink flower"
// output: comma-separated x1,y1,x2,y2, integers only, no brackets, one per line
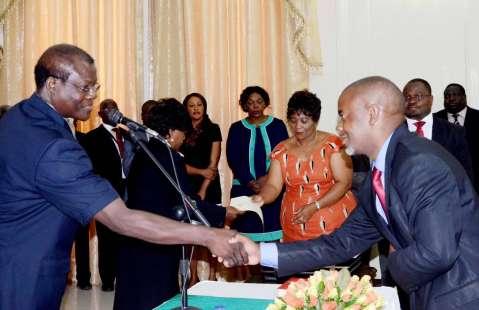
363,291,378,305
283,291,304,308
322,301,338,310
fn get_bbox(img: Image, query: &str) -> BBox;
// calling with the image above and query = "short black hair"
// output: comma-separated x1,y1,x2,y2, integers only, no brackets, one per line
141,100,159,124
239,86,270,112
445,83,466,95
34,44,95,90
405,78,432,94
287,90,322,122
146,98,192,136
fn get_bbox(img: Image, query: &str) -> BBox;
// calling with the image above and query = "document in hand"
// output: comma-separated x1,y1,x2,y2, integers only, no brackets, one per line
229,196,264,224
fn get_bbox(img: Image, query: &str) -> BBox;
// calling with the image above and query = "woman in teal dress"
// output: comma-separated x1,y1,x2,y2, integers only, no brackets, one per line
226,86,288,232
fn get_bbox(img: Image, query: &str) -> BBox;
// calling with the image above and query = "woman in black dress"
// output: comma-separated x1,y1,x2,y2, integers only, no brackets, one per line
181,93,222,204
113,99,237,310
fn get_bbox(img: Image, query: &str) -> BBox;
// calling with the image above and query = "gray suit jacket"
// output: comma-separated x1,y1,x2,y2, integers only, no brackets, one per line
277,124,479,309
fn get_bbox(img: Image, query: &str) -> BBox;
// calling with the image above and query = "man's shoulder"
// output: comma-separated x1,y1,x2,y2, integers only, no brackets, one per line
433,109,448,119
466,107,479,117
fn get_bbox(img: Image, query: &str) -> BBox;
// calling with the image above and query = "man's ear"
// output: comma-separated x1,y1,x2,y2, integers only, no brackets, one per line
45,76,57,95
367,104,380,126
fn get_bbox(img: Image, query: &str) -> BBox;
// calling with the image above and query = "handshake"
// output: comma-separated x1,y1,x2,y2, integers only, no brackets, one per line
206,229,262,267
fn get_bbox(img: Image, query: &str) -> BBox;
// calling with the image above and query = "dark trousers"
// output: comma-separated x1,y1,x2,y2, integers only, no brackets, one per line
75,223,91,285
96,221,120,287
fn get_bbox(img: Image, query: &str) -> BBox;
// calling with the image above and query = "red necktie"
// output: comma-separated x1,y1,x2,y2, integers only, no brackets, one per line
414,121,425,137
372,167,388,216
113,128,125,159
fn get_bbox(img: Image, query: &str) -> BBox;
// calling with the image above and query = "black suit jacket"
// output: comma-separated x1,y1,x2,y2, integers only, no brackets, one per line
435,107,479,191
84,125,125,197
277,125,479,309
431,116,474,181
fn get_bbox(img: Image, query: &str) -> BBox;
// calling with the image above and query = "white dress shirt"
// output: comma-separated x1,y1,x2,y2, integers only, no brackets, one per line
447,107,467,126
406,113,433,140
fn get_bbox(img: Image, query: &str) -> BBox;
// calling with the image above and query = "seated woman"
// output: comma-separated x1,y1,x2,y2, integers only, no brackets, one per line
113,99,241,310
181,93,222,204
226,86,289,232
255,90,356,242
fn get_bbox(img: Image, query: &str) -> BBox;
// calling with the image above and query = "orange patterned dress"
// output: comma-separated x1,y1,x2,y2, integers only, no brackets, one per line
271,134,356,242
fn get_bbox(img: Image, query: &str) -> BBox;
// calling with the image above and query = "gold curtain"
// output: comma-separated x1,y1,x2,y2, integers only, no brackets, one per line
0,0,138,132
139,0,321,202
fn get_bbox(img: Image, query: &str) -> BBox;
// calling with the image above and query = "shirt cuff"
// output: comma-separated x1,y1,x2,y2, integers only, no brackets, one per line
260,242,278,268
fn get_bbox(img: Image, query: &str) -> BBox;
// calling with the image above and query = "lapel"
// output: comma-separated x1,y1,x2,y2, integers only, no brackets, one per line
380,124,413,249
98,125,122,162
431,116,444,143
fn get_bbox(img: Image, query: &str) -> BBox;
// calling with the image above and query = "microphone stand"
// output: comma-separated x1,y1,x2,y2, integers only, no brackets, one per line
127,129,206,310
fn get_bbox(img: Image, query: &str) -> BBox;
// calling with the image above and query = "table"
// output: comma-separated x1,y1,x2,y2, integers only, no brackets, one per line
155,280,401,310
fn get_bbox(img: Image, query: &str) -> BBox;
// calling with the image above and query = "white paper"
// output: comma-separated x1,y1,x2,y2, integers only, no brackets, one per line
229,196,264,224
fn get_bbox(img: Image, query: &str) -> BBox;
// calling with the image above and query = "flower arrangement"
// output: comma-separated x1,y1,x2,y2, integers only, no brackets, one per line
267,269,385,310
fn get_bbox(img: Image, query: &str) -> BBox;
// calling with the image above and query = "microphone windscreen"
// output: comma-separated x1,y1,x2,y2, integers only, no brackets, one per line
105,109,123,126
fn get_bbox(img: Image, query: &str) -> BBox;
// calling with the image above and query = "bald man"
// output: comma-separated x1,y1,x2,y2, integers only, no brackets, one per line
236,76,479,309
0,44,246,309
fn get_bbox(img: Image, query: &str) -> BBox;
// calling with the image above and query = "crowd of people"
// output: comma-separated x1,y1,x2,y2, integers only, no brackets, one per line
1,44,478,310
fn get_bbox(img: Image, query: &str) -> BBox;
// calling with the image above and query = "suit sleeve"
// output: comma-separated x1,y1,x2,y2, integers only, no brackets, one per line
276,205,382,277
388,154,462,293
226,123,254,184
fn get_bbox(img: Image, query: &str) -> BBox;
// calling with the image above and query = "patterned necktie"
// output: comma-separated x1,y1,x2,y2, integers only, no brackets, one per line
414,121,425,137
113,128,125,159
452,113,460,126
372,167,388,216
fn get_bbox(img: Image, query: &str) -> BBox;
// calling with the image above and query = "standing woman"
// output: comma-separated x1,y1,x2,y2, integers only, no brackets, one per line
254,90,356,242
113,99,234,310
181,93,222,204
226,86,289,232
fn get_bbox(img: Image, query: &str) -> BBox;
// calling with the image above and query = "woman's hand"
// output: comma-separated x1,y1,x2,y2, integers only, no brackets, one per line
201,167,217,180
292,203,317,225
197,189,206,200
251,195,265,208
225,206,244,227
247,180,261,193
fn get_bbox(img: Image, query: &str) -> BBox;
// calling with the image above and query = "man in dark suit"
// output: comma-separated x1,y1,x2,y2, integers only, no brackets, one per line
83,99,130,291
403,78,473,179
236,76,479,309
434,83,479,192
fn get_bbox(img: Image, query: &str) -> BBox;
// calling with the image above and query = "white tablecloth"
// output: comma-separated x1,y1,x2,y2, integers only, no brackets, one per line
188,280,401,309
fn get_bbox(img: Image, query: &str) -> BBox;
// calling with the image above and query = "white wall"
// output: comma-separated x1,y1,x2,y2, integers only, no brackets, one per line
310,0,479,133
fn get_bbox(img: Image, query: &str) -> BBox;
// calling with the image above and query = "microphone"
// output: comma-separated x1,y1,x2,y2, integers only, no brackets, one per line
105,109,170,147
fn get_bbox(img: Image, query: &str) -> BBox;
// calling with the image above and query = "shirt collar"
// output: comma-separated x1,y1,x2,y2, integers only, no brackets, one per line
447,106,467,118
41,97,76,137
372,133,393,172
405,112,432,126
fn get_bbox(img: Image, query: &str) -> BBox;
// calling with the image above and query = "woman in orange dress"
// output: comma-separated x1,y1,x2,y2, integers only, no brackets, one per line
255,90,356,242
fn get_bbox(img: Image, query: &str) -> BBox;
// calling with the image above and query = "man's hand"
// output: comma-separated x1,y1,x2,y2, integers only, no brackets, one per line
228,234,261,265
205,228,248,267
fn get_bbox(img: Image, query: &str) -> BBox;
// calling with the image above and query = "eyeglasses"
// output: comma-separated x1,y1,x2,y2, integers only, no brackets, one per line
404,94,430,102
51,75,100,96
